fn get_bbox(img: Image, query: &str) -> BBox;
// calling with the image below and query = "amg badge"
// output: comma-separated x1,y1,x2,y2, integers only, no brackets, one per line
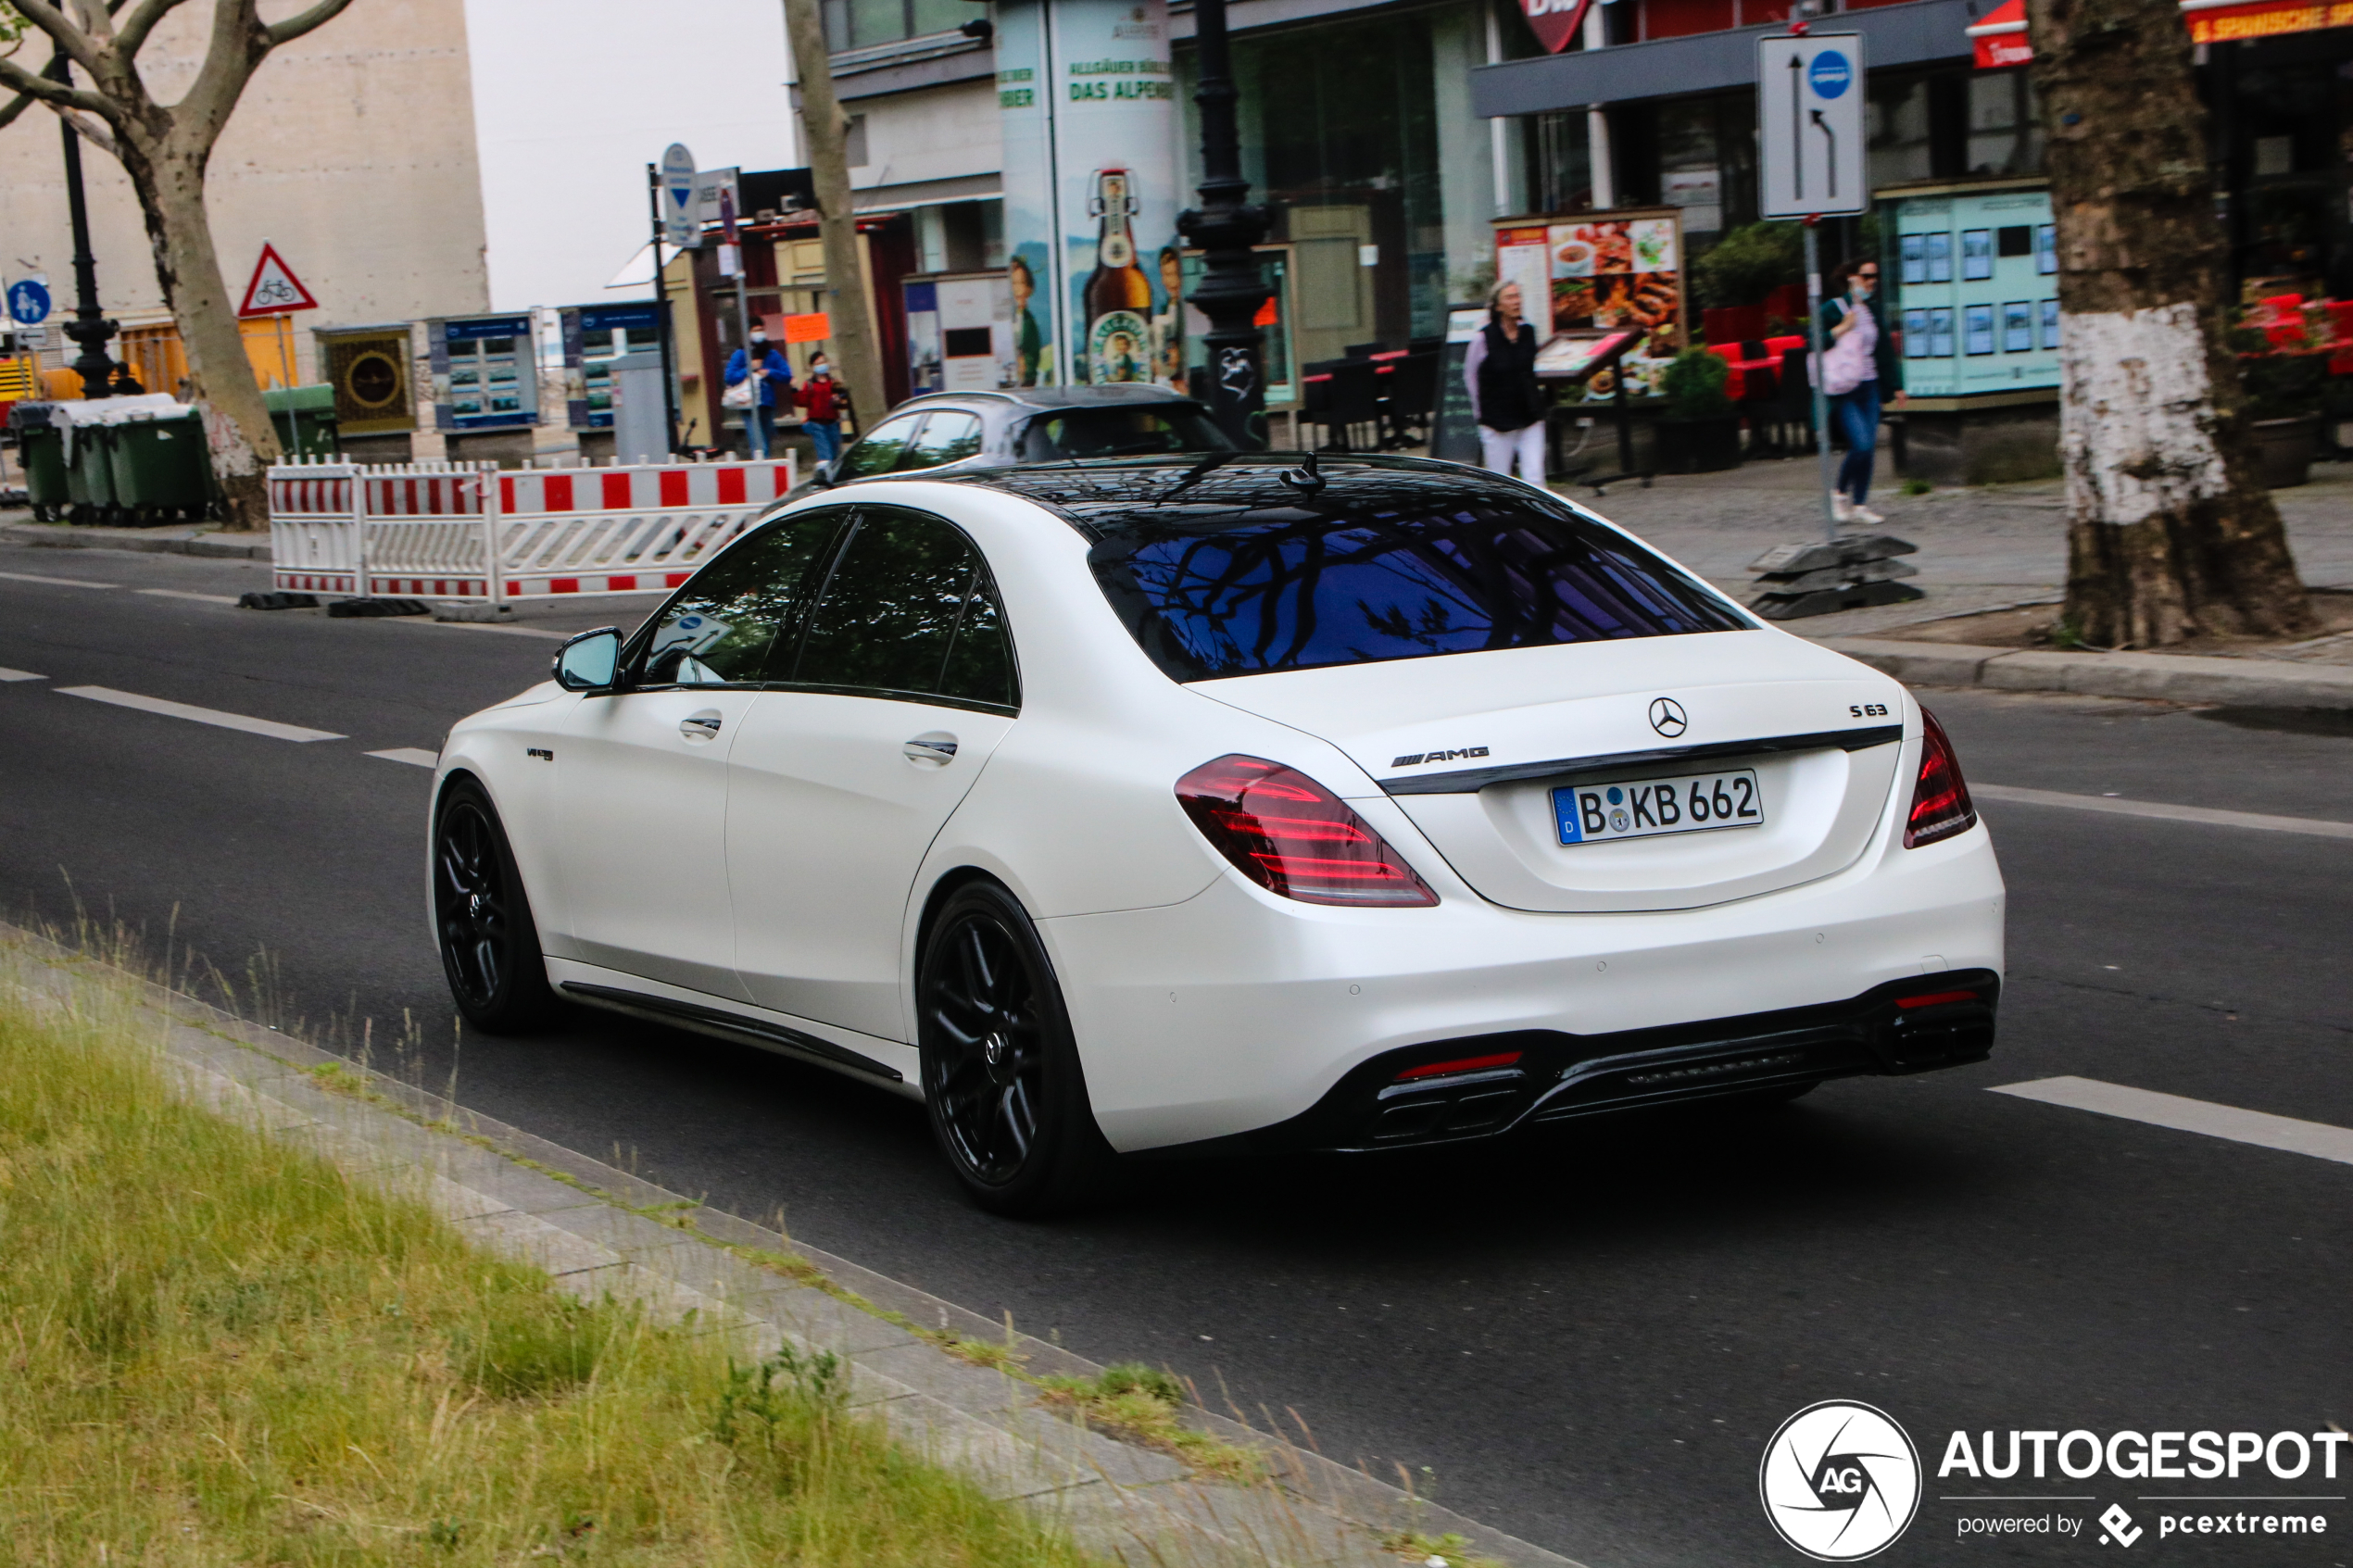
1391,746,1490,768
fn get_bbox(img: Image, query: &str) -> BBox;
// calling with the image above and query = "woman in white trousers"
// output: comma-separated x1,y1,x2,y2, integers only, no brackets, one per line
1463,280,1547,483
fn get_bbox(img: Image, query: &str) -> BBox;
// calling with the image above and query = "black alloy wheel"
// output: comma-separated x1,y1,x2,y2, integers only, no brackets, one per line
434,782,556,1033
917,882,1115,1217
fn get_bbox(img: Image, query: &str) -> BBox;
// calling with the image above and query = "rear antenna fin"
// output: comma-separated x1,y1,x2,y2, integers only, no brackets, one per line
1280,447,1325,494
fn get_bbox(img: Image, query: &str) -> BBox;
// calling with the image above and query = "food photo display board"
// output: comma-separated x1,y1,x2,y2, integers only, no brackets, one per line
1492,209,1687,402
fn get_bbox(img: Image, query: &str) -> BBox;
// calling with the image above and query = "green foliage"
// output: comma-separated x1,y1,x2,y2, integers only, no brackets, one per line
1659,348,1733,420
1692,221,1805,310
0,978,1109,1567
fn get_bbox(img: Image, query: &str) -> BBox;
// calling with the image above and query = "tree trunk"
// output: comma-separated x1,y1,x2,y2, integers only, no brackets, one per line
116,131,282,532
2028,0,2312,646
781,0,887,433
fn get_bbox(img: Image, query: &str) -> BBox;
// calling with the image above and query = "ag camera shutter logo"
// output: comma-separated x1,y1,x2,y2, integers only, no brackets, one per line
1760,1400,1921,1561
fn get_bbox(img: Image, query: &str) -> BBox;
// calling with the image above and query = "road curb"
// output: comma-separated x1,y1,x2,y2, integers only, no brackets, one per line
0,922,1583,1568
1818,635,2353,709
0,518,271,559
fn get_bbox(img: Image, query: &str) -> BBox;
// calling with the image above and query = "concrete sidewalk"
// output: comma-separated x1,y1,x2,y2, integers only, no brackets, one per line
0,921,1578,1568
1567,451,2353,641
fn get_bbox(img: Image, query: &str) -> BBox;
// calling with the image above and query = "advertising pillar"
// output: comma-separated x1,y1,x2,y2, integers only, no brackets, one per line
995,0,1183,388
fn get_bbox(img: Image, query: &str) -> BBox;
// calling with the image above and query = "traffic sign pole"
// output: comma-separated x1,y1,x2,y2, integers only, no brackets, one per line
1804,220,1839,545
647,162,681,455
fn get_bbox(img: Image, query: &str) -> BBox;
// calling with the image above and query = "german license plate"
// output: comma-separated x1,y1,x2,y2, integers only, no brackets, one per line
1553,769,1765,846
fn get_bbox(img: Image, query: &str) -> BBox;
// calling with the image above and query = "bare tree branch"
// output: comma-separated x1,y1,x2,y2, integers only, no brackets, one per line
0,54,120,119
6,0,108,74
50,100,119,153
263,0,354,46
175,0,262,145
115,0,196,58
68,0,118,43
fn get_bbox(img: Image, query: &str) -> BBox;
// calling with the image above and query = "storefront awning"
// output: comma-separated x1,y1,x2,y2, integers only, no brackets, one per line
1968,0,2353,65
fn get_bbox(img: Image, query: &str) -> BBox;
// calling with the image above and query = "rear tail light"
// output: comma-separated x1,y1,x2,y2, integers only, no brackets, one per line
1176,755,1439,907
1903,708,1978,848
1895,989,1982,1010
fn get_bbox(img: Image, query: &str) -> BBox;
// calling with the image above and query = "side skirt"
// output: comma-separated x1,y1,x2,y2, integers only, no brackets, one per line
559,981,907,1085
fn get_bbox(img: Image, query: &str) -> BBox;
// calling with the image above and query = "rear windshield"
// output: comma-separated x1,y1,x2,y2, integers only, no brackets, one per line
1088,492,1749,681
1021,405,1235,461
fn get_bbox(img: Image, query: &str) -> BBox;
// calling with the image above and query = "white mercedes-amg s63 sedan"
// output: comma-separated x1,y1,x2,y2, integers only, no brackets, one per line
429,454,2004,1215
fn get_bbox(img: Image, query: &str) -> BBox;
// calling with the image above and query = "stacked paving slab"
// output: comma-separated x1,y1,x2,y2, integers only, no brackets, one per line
1747,534,1923,620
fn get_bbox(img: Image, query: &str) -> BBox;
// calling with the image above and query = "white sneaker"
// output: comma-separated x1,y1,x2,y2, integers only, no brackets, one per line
1851,502,1886,525
1831,494,1856,523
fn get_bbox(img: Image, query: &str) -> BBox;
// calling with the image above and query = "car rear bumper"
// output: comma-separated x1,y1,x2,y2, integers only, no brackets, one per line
1038,825,2005,1154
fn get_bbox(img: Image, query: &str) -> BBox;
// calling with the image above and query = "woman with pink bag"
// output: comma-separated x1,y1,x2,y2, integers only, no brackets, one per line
1816,258,1906,524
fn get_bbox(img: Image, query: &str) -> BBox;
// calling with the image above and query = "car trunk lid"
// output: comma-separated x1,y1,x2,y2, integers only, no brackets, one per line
1191,630,1909,913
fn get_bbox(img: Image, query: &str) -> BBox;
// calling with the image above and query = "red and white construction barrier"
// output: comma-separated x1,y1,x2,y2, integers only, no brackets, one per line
268,454,795,602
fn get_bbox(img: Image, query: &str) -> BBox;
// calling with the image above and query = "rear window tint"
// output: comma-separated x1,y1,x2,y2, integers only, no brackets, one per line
1088,495,1748,682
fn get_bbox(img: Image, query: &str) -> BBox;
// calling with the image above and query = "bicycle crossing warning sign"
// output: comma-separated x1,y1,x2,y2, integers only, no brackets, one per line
238,242,319,318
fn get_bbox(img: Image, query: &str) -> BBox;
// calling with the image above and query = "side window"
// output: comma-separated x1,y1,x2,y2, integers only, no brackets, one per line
840,414,925,478
638,509,845,685
787,508,1015,707
902,409,984,469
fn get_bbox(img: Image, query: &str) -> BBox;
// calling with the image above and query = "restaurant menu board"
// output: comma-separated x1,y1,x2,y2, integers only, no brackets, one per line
1428,307,1487,466
1495,211,1685,403
1887,183,2058,398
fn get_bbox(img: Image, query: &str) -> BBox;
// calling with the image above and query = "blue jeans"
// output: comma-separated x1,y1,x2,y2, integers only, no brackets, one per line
1832,380,1881,506
804,420,842,463
749,404,775,458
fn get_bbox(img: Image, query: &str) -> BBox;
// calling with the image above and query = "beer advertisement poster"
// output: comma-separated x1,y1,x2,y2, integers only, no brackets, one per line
995,0,1057,386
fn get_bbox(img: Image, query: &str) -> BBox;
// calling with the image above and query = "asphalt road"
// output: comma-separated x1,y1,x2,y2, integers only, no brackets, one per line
2,536,2347,1568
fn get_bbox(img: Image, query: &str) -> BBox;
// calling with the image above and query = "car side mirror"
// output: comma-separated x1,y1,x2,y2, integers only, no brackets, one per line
553,627,623,692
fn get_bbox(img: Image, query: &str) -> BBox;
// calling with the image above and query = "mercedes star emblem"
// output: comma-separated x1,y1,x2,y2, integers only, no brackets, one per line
1648,697,1689,737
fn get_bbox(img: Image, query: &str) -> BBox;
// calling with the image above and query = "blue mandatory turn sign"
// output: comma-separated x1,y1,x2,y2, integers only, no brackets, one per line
6,279,51,325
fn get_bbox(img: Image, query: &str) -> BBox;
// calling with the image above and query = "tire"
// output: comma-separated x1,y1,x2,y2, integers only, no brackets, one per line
916,881,1118,1217
433,780,558,1033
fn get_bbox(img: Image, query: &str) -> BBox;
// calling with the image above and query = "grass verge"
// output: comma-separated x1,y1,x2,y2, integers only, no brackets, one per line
1038,1365,1266,1483
0,978,1108,1565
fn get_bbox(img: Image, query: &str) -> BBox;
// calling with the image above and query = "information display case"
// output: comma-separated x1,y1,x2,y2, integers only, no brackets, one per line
1882,179,2057,399
559,304,662,430
429,313,540,431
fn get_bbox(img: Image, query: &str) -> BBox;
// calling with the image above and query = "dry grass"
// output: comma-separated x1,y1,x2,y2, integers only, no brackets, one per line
1037,1365,1266,1484
0,979,1109,1566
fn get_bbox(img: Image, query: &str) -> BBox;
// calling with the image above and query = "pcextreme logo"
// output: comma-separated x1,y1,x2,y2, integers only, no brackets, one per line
1760,1400,1923,1561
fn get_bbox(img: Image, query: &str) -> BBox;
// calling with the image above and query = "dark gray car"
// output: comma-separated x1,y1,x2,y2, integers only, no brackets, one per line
797,383,1232,497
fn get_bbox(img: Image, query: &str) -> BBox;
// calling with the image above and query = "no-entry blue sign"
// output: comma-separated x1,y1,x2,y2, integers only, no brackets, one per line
6,279,51,325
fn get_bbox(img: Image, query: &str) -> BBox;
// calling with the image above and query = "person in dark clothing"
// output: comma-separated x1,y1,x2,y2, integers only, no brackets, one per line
1462,280,1548,483
1818,257,1906,523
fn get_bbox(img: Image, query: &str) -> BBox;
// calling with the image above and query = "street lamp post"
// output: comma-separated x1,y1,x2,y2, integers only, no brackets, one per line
1175,0,1271,448
50,56,122,399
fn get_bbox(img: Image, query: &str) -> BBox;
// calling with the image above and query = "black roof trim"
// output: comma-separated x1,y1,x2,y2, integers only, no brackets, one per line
1379,725,1905,795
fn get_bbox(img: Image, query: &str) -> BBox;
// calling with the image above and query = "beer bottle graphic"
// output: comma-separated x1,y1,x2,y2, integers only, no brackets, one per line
1083,168,1153,384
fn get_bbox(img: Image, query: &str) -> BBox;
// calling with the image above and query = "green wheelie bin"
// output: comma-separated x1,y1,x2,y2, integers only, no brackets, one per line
108,407,214,524
61,414,120,524
264,383,339,459
8,404,69,521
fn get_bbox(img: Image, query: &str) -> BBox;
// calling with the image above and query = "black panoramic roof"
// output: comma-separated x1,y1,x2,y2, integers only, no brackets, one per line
946,452,1554,536
905,384,1202,414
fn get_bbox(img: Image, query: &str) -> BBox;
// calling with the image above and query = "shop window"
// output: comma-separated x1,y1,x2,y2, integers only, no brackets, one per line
1869,77,1934,189
1528,110,1593,217
823,0,967,54
1966,69,2045,177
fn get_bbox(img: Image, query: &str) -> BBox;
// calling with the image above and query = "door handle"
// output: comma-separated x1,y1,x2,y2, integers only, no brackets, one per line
680,710,724,742
902,734,958,767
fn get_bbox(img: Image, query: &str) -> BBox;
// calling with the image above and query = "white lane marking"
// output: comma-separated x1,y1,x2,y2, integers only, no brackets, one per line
0,569,117,589
1992,1076,2353,1167
136,587,241,605
366,747,439,769
55,685,346,743
1975,783,2353,841
0,667,44,683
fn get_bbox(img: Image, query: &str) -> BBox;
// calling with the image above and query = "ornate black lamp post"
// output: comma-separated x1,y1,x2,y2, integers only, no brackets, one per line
1175,0,1271,448
50,56,122,398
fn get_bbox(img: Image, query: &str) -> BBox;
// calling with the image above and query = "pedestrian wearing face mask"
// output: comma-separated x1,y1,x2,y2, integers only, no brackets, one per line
724,327,793,458
798,351,845,465
1816,257,1906,524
